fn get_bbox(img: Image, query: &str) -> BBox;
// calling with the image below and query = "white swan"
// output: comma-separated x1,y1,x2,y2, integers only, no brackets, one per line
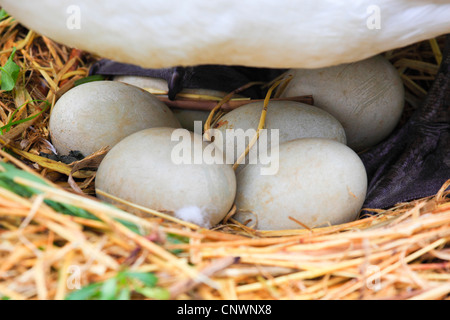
0,0,449,69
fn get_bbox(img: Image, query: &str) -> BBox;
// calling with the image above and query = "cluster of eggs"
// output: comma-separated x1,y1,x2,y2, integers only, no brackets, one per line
49,55,404,230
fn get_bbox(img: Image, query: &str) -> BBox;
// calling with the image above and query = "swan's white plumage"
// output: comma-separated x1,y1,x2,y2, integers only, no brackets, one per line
0,0,449,68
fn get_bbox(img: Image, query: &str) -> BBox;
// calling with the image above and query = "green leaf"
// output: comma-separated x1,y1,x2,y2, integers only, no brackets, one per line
166,233,189,254
0,160,141,235
0,100,50,135
0,9,9,21
116,288,131,300
0,161,50,196
99,278,118,300
122,271,158,287
0,47,20,91
45,200,99,220
0,177,33,198
64,269,164,300
65,282,102,300
114,218,141,234
74,75,105,87
0,162,99,221
135,287,170,300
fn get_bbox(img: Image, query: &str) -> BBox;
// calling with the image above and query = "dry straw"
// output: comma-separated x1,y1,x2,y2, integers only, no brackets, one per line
0,14,449,300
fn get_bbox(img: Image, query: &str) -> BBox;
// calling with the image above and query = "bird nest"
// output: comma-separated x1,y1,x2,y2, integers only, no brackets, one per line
0,14,449,300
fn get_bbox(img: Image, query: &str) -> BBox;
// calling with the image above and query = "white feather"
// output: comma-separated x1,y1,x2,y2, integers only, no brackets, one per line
1,0,448,68
174,206,212,229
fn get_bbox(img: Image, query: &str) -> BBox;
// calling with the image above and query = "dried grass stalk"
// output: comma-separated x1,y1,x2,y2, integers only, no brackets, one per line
0,15,448,300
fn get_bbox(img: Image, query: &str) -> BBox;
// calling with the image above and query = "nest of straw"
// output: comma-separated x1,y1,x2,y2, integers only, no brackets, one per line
0,14,449,300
